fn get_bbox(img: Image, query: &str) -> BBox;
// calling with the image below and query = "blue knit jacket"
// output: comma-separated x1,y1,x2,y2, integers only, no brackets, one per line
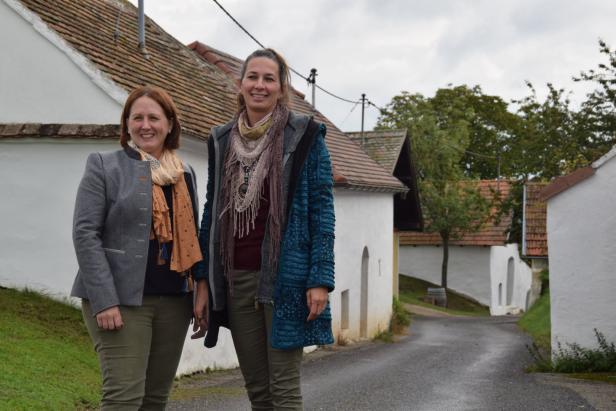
194,112,335,350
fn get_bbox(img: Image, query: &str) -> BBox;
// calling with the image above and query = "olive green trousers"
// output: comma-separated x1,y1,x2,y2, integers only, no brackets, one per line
82,294,192,411
228,270,304,411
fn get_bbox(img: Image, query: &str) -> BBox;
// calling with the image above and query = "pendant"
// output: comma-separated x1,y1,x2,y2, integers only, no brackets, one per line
239,182,248,196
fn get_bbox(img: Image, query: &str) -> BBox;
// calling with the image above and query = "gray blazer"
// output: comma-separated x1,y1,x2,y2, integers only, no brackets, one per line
71,148,198,315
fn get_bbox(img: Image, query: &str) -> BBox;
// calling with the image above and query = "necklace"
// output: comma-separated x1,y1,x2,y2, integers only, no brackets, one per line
238,160,256,196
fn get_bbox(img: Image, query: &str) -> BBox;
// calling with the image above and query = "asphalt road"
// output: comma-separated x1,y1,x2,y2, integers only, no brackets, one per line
168,315,611,410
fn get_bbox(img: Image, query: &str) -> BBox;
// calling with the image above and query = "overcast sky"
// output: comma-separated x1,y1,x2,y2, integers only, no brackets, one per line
129,0,616,132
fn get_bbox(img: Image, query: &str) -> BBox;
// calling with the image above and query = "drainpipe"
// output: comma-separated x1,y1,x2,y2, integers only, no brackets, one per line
138,0,145,51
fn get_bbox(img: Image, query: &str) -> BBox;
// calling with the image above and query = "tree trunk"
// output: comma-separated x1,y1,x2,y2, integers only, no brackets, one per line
441,233,449,289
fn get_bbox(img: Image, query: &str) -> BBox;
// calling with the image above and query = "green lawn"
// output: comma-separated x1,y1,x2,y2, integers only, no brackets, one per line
398,275,490,316
0,287,100,410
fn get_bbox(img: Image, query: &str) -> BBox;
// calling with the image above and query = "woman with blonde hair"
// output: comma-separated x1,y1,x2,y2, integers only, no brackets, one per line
192,48,336,410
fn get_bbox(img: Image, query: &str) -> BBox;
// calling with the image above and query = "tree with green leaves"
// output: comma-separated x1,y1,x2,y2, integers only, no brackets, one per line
510,81,597,179
574,39,616,160
428,85,519,179
376,90,491,288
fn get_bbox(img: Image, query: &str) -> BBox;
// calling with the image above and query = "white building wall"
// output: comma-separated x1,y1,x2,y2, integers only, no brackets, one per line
331,190,394,341
489,244,533,315
547,158,616,354
399,245,492,305
400,243,532,315
0,0,123,123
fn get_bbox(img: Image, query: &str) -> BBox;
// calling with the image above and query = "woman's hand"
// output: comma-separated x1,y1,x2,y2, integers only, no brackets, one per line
96,306,124,330
191,279,209,339
306,287,329,321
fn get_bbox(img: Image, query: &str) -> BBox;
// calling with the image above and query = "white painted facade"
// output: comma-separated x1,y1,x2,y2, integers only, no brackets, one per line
399,243,532,315
330,190,394,341
489,244,533,315
547,149,616,354
0,0,124,124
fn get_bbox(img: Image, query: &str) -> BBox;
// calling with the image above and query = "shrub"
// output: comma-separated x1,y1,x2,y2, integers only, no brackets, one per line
528,329,616,373
552,330,616,373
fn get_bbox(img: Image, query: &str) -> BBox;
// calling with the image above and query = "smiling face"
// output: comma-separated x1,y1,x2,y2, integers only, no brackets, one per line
239,56,282,125
127,96,172,159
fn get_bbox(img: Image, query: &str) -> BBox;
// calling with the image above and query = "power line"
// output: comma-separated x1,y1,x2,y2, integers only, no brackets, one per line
366,99,385,113
211,0,265,49
211,0,361,106
339,100,361,127
314,84,360,104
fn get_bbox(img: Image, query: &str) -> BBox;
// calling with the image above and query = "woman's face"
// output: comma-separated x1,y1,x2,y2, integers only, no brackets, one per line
127,96,172,159
240,56,282,123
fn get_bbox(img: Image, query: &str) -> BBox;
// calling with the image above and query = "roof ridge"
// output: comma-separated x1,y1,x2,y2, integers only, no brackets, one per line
0,123,119,138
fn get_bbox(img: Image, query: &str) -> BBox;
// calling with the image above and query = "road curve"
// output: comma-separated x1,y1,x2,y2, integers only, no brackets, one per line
169,315,598,410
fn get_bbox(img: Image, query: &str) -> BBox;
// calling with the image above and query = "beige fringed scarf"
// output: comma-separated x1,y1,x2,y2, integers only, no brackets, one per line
129,141,203,274
219,104,289,286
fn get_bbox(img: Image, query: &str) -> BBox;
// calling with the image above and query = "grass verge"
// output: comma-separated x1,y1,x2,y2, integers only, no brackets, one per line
0,287,100,410
518,291,551,350
398,275,490,316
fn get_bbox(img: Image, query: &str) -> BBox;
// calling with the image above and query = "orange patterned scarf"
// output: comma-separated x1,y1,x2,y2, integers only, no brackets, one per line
130,142,203,273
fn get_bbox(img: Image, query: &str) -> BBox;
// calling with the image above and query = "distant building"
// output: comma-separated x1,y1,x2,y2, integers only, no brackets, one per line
347,129,423,295
399,180,533,315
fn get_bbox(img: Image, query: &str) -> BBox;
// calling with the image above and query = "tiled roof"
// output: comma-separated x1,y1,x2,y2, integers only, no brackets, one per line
540,166,595,201
0,123,118,139
399,180,512,246
188,41,406,193
523,182,548,257
347,130,407,174
16,0,238,139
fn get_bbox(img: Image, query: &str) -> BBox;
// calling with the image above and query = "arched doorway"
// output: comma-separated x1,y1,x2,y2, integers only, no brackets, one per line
360,247,369,338
506,257,514,305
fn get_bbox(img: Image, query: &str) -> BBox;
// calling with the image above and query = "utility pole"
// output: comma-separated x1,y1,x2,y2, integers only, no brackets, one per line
308,68,317,107
361,93,366,145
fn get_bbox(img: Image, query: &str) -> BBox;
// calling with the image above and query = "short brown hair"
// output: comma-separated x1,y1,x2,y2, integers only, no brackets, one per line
120,85,182,150
237,48,291,114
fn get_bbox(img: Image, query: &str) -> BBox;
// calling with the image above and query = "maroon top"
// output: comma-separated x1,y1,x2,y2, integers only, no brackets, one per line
233,183,269,270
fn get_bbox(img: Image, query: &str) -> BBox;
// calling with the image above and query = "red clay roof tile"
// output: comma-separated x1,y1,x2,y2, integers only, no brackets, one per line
523,182,548,257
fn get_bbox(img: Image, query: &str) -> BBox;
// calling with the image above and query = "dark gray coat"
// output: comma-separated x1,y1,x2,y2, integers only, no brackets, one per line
71,147,198,315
